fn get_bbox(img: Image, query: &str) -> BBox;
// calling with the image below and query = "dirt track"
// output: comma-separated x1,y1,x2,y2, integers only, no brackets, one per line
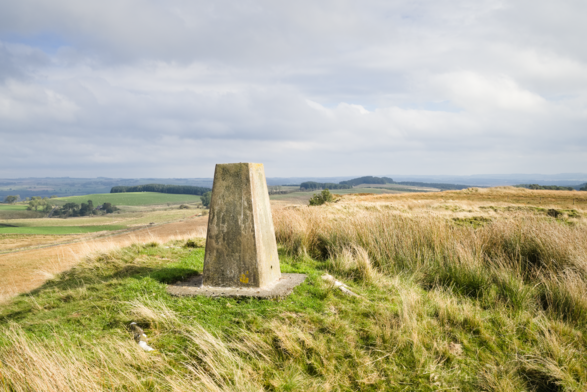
0,216,208,301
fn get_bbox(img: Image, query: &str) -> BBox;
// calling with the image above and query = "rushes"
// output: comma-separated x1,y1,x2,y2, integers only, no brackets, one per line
273,206,587,318
539,271,587,324
274,207,587,277
327,246,377,284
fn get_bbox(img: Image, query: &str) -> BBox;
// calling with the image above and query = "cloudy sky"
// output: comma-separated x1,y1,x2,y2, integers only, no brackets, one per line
1,0,586,178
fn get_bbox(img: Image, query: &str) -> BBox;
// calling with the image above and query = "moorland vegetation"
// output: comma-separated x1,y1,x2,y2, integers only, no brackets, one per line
308,189,336,206
0,187,586,391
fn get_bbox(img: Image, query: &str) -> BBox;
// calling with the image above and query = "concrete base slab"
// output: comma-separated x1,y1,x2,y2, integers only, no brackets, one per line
167,273,306,299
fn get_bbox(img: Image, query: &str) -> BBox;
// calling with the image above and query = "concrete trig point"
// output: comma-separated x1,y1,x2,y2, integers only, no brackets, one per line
167,163,306,298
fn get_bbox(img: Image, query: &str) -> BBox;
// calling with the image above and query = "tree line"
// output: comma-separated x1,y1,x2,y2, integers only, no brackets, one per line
299,182,352,190
110,184,211,195
516,184,575,191
53,200,119,217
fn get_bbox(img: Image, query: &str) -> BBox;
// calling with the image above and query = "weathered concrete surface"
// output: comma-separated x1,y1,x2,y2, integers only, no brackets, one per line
167,273,306,299
203,163,281,288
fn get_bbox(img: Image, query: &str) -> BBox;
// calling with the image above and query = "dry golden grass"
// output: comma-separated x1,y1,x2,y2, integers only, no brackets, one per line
0,216,208,302
0,234,84,252
270,189,587,389
348,186,587,209
0,312,267,392
273,187,587,326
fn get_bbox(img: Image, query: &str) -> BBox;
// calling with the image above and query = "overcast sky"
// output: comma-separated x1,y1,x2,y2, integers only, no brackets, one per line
0,0,586,178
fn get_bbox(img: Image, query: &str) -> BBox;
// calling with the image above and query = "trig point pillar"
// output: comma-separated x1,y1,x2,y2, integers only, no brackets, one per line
166,162,306,299
204,163,281,288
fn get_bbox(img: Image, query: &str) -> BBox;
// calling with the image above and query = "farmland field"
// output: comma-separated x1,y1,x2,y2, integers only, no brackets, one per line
0,197,205,255
0,225,127,235
0,204,28,211
54,192,202,206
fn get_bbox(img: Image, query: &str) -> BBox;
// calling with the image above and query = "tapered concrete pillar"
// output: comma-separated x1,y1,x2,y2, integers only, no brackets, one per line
203,163,281,288
167,163,305,298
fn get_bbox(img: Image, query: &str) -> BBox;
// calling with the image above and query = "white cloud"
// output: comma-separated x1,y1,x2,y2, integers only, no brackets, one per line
0,0,586,177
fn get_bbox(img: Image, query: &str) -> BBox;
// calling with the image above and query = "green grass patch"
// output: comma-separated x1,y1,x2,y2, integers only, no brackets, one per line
0,225,127,234
54,192,202,207
0,204,28,210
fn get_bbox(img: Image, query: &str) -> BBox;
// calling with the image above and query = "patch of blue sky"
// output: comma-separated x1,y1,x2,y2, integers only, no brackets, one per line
1,32,69,55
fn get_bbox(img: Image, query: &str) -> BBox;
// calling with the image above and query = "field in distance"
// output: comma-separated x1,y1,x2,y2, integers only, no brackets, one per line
0,192,205,251
0,225,126,235
54,192,202,206
0,204,28,211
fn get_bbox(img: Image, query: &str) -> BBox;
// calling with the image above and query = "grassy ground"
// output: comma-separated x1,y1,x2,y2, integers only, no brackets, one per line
0,205,203,253
1,188,586,391
55,192,202,206
270,187,399,205
0,225,127,235
1,235,585,391
1,209,200,228
0,209,44,220
0,234,84,252
0,204,27,211
354,186,587,209
0,217,208,299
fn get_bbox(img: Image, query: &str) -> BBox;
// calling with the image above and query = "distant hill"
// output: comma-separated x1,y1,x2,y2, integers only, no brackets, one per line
338,176,470,190
394,181,471,190
339,176,394,186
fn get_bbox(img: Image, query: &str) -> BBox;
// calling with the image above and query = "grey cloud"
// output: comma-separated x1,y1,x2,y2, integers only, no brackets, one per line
0,42,49,82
